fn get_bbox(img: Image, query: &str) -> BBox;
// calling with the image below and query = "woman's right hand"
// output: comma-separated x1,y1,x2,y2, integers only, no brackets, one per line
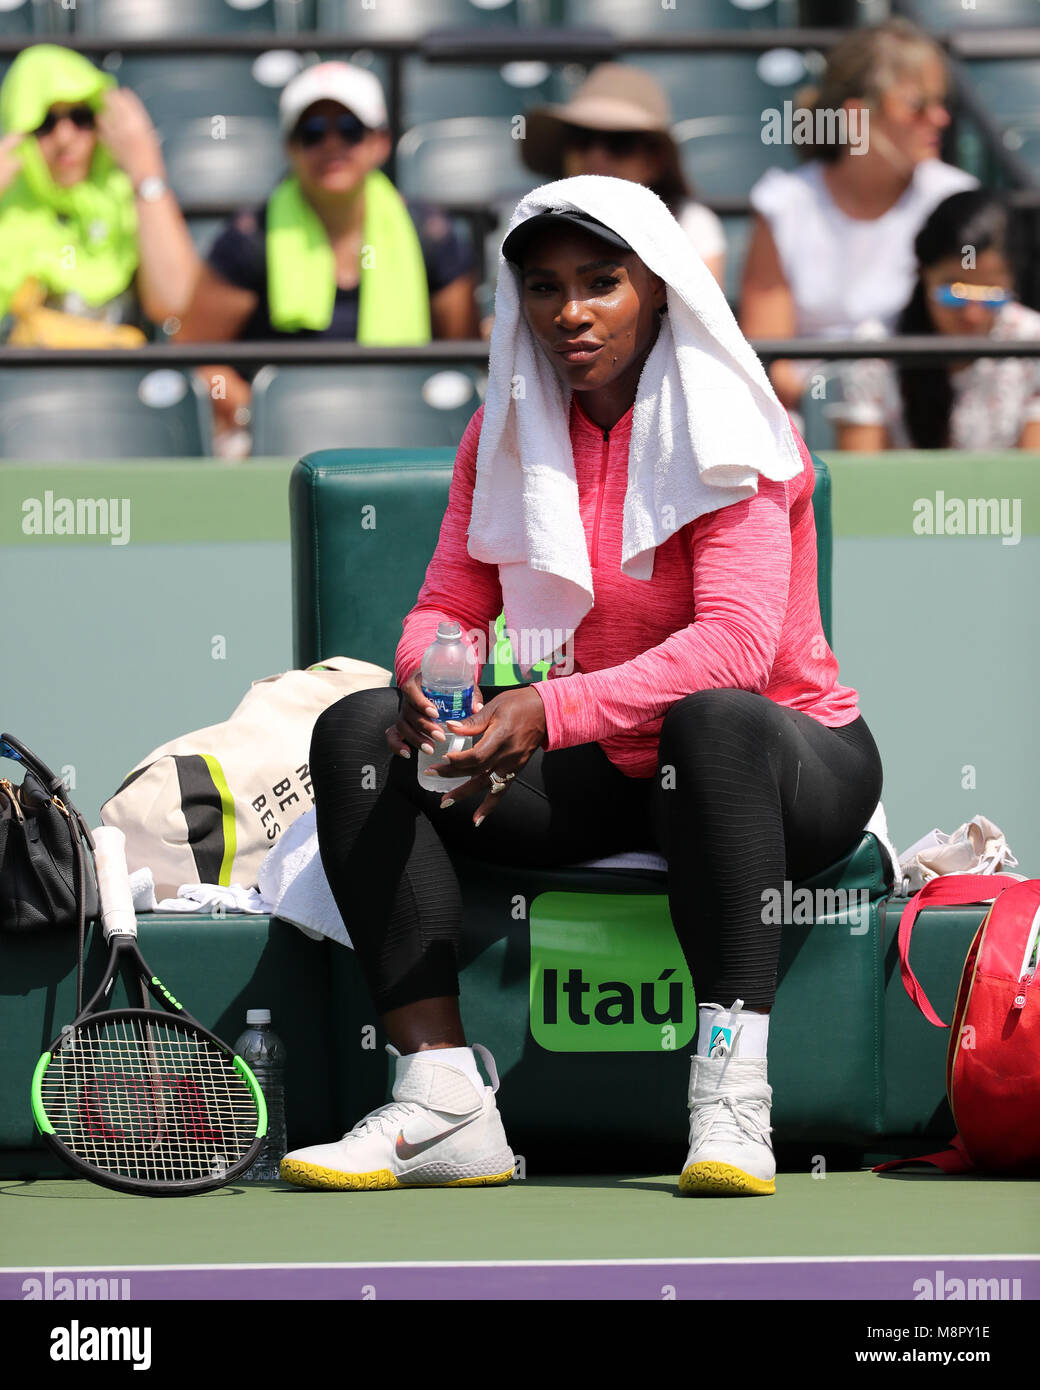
0,132,24,199
385,667,483,759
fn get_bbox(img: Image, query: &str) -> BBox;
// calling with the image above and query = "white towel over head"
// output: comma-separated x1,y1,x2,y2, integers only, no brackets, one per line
468,174,804,670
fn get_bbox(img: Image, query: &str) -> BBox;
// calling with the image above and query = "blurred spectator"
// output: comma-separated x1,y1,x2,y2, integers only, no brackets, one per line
176,62,480,456
829,190,1040,451
740,18,977,413
0,44,199,342
519,64,726,288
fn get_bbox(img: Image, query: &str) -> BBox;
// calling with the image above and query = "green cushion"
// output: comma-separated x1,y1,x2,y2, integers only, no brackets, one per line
290,449,834,675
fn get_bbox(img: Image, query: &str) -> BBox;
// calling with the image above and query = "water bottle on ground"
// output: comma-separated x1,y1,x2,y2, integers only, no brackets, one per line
234,1009,287,1182
417,621,476,794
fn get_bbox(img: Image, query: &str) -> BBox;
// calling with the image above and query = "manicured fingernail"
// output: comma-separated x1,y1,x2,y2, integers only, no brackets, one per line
440,798,454,809
421,742,434,754
398,748,411,759
432,728,446,741
474,815,485,827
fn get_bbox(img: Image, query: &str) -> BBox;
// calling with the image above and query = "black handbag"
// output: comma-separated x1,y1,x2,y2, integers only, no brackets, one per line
0,732,98,934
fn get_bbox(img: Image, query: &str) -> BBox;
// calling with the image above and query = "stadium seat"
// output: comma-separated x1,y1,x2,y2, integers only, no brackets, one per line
250,364,485,454
401,56,556,127
956,59,1040,176
1006,127,1040,172
675,114,800,198
615,52,809,125
560,0,780,32
111,54,288,124
109,54,292,208
74,0,278,35
0,0,35,35
317,0,520,37
964,60,1040,125
0,368,210,458
162,116,287,207
899,0,1040,28
396,116,541,205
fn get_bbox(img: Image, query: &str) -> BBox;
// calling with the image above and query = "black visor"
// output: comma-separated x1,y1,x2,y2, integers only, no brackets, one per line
502,209,634,267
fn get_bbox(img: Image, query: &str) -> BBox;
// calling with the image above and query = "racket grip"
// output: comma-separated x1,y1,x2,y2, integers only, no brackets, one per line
91,825,138,939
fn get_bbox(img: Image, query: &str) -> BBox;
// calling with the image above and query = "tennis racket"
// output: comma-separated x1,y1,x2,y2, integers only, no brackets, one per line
30,826,267,1195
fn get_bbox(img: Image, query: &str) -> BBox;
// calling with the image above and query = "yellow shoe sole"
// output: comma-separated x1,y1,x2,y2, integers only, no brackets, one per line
678,1161,775,1196
279,1159,515,1191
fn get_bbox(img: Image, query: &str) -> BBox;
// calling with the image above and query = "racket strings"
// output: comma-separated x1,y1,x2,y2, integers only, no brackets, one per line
40,1015,259,1182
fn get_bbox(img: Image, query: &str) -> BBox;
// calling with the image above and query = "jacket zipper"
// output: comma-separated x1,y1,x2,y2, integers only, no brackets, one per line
590,426,610,568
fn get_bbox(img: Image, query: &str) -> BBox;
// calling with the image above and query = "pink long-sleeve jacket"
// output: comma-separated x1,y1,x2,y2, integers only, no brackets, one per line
393,393,862,779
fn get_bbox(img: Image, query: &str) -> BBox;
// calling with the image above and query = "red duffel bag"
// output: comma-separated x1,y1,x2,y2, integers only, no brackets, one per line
874,873,1040,1176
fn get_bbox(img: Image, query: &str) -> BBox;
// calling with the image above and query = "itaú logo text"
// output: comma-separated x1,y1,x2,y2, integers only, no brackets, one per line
540,968,684,1029
529,892,695,1053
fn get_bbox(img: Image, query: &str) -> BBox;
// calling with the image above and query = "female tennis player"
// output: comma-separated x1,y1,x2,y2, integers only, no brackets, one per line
280,175,884,1197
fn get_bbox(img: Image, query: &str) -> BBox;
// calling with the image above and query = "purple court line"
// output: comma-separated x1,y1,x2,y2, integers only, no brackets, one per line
4,1257,1037,1301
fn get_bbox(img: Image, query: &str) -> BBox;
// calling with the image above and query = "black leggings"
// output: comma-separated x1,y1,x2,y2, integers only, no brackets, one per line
310,685,884,1014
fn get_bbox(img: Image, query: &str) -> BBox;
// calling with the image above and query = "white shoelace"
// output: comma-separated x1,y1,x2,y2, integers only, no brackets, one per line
689,1093,773,1152
345,1100,422,1140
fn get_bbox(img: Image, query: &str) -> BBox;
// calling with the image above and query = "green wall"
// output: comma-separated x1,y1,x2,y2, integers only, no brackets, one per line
1,452,1037,871
822,452,1038,870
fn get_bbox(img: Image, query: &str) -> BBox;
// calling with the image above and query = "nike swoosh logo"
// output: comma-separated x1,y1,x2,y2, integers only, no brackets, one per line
395,1115,480,1161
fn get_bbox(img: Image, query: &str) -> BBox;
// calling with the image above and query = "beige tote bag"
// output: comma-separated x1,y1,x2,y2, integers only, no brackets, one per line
101,657,392,899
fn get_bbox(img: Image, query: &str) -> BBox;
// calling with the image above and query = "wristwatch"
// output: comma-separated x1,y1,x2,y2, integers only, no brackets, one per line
135,175,168,203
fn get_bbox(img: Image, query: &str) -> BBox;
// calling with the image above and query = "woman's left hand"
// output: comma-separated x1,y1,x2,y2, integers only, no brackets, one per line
96,88,165,187
428,686,547,824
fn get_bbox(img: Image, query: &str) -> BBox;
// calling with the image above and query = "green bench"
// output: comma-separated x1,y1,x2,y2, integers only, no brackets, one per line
0,448,980,1176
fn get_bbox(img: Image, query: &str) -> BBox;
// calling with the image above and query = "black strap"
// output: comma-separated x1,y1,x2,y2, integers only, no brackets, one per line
2,731,98,1009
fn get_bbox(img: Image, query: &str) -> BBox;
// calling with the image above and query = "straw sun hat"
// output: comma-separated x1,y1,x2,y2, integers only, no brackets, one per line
520,64,678,179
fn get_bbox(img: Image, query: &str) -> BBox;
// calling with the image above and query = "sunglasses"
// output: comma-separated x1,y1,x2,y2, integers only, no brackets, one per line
930,282,1013,308
561,125,648,159
34,105,96,137
292,113,367,149
900,91,947,117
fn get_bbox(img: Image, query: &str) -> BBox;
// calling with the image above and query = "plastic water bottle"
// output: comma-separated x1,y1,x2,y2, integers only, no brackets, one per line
417,620,476,793
234,1009,287,1182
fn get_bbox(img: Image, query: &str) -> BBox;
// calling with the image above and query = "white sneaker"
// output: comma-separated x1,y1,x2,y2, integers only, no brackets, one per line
279,1043,515,1191
679,1054,776,1196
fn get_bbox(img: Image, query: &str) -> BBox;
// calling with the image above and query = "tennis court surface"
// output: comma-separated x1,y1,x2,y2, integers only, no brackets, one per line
2,1170,1037,1301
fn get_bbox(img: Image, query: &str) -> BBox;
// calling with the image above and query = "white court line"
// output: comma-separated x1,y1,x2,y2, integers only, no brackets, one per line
5,1254,1038,1274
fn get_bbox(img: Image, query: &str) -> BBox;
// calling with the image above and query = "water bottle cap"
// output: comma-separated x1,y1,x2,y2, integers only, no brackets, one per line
436,620,462,640
246,1008,271,1025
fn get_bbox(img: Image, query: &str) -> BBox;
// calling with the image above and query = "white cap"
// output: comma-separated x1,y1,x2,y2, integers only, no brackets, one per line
246,1008,271,1025
279,61,388,135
